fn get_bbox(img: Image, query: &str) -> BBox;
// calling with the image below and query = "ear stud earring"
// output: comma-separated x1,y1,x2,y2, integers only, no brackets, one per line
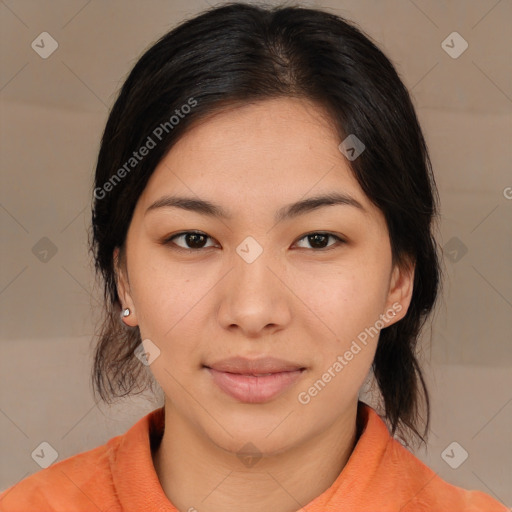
121,308,131,319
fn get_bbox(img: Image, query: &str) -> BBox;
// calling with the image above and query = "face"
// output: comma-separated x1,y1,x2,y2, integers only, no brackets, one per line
116,97,413,456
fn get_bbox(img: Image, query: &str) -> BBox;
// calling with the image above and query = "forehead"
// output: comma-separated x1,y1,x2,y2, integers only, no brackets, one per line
138,98,372,216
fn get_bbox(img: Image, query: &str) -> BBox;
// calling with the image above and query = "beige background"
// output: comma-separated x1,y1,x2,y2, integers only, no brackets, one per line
1,0,511,506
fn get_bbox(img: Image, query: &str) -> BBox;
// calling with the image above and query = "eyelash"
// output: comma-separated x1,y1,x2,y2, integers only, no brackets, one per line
162,231,346,253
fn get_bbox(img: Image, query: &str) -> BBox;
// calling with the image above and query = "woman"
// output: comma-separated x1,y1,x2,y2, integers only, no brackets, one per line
0,2,507,511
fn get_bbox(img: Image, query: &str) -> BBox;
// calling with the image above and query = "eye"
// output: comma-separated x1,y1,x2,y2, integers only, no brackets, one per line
162,231,345,252
163,231,217,251
294,232,345,250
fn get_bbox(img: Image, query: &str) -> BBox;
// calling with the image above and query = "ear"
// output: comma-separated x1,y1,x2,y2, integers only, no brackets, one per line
114,247,138,327
383,258,415,326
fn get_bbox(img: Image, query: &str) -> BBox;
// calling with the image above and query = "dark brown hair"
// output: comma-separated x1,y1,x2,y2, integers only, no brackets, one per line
89,2,441,445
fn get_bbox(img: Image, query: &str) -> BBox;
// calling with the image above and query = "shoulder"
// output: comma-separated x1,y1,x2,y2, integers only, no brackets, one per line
0,407,164,512
0,436,122,512
383,434,508,511
347,405,509,511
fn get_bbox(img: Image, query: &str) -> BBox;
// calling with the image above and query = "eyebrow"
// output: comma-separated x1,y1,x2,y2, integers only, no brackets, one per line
145,192,366,223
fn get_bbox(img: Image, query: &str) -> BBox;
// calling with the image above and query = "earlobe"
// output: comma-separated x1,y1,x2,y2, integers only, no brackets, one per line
113,247,138,327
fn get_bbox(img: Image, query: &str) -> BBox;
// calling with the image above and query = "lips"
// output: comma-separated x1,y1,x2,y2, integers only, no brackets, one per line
204,356,306,403
204,356,305,374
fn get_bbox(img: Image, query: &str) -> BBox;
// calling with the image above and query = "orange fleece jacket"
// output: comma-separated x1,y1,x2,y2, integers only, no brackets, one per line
0,402,508,511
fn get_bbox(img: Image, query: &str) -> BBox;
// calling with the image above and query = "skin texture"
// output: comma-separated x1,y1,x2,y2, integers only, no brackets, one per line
115,97,414,512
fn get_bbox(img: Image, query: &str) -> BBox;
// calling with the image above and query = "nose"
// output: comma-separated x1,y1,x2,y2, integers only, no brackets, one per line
216,246,292,338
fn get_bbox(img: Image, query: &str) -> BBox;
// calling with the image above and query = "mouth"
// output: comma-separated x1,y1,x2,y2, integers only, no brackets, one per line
203,360,306,404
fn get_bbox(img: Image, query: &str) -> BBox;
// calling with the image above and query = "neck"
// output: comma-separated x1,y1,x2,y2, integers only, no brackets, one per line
153,401,360,512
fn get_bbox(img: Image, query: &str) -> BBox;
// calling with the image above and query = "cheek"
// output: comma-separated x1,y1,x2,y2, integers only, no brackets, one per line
130,265,205,392
296,258,390,344
127,248,203,340
294,266,386,408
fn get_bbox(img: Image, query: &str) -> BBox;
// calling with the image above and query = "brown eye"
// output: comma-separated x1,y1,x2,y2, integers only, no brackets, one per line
162,231,345,252
294,232,345,250
164,231,216,251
